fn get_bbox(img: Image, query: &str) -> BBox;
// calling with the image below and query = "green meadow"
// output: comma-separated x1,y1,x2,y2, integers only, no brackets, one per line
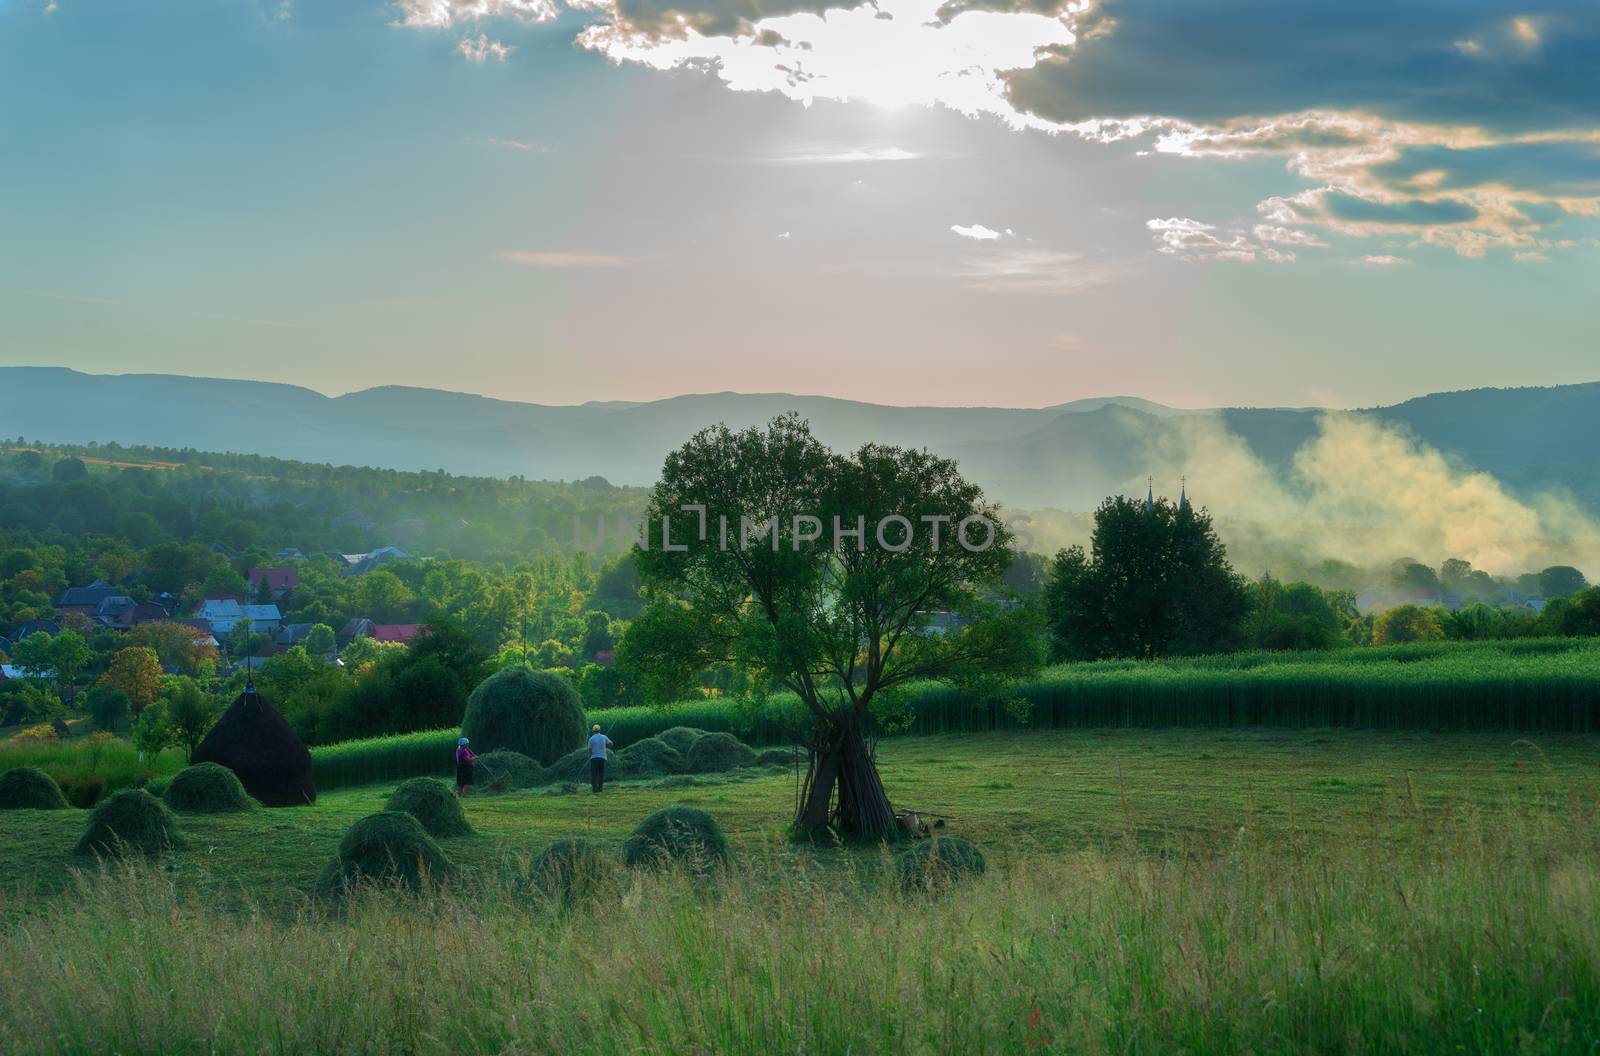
2,728,1599,1053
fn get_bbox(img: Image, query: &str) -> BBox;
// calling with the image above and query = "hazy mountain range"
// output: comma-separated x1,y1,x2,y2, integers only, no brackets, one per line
2,367,1596,514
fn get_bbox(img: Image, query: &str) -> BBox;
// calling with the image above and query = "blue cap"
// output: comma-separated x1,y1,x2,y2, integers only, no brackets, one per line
458,737,470,746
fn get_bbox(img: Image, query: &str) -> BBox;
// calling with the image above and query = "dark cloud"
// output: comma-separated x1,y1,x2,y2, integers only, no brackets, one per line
1371,141,1600,198
1319,191,1479,226
1004,1,1600,135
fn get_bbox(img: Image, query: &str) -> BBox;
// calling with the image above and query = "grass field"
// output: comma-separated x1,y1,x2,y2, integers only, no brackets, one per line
2,728,1599,1052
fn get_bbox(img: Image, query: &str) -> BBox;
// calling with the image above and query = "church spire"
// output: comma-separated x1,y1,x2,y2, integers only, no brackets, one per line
1179,475,1188,509
1144,476,1153,512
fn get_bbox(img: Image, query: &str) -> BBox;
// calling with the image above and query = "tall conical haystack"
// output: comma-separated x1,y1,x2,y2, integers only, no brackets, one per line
192,687,315,807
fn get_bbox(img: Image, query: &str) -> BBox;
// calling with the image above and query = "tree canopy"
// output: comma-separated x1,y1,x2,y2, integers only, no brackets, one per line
1045,495,1250,660
625,414,1041,838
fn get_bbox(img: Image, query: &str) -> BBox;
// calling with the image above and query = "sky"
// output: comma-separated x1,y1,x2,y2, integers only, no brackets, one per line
1,0,1596,410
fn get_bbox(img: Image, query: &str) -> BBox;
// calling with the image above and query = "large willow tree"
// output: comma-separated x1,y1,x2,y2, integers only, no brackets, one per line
625,415,1040,840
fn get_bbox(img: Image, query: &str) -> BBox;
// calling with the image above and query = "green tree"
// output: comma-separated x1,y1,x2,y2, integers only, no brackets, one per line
1539,566,1589,599
160,677,220,760
51,457,88,482
1373,604,1444,644
1046,495,1251,660
83,683,132,732
303,623,337,657
48,629,93,689
624,415,1040,839
131,700,174,758
1554,587,1600,638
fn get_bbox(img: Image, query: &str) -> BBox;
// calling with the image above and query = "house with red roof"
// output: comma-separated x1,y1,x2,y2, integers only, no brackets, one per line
247,567,300,599
371,623,426,645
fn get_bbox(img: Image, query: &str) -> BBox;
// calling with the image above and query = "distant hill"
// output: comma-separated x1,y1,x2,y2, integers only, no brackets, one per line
1,367,1596,513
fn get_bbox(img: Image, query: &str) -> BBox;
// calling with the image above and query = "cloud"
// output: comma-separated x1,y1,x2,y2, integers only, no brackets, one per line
951,223,1003,241
1003,2,1598,136
953,249,1133,293
755,146,922,164
458,32,516,61
1146,217,1295,263
1361,254,1408,266
487,137,551,152
395,0,1600,259
577,0,1075,116
497,250,634,268
395,0,560,27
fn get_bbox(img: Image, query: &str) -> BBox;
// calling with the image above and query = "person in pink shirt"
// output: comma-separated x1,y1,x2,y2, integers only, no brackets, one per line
454,736,478,796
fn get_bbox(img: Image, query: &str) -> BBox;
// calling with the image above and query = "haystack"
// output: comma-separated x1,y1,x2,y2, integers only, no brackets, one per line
654,727,705,755
477,750,544,790
384,777,472,838
0,766,70,810
75,789,184,858
622,804,729,873
684,732,757,773
320,812,456,892
460,666,585,766
614,737,685,779
163,762,256,813
895,837,986,891
193,687,315,807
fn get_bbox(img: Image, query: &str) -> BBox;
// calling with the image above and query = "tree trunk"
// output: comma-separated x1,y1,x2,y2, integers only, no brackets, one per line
794,712,898,840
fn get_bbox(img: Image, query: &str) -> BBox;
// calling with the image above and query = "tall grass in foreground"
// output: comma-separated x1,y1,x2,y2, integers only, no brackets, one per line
2,803,1598,1055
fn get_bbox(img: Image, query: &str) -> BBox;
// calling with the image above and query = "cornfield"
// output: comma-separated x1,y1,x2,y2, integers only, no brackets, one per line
307,638,1600,790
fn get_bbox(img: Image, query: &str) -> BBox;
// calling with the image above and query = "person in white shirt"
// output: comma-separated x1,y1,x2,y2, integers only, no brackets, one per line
588,724,613,794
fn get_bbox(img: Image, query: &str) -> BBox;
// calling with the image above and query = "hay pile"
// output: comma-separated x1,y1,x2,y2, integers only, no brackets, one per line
163,762,256,813
684,732,757,773
654,727,704,755
622,805,729,873
75,789,184,858
193,688,315,807
614,737,685,780
755,748,794,767
460,667,585,765
383,778,472,838
476,750,544,791
541,747,594,784
529,837,616,901
895,837,986,891
0,767,70,810
320,812,456,893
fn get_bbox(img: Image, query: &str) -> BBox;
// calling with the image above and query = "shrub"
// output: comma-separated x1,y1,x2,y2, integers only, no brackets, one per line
193,688,316,807
622,805,729,873
475,750,543,790
74,789,184,858
895,837,986,891
460,667,585,766
162,762,255,814
84,685,132,733
684,732,756,773
614,737,684,780
654,727,705,755
0,766,69,810
57,773,107,809
528,837,616,901
319,812,456,893
383,778,472,838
